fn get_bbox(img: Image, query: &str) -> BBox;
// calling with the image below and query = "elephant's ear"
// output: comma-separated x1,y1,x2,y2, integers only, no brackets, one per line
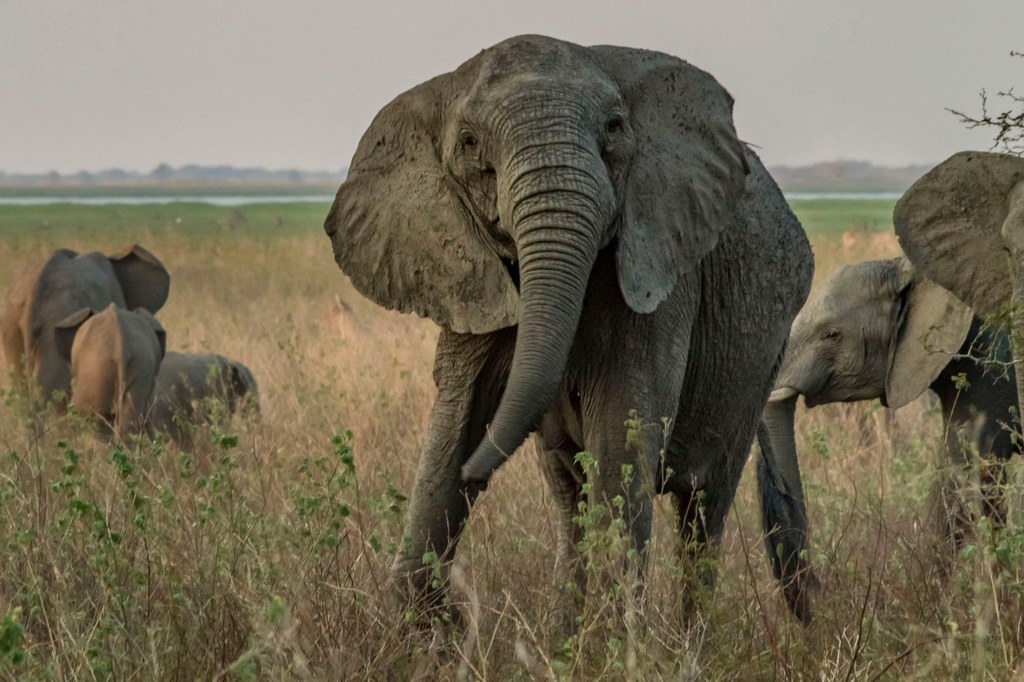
324,72,518,334
228,361,258,398
134,308,167,359
54,307,94,362
894,151,1024,319
108,245,171,314
590,46,749,313
884,261,973,409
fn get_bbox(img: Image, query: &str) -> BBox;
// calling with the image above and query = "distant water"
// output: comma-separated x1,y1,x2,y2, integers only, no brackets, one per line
0,195,335,206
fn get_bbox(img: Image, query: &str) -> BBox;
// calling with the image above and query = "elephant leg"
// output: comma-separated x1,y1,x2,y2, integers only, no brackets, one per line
933,420,984,555
537,409,587,637
672,486,715,619
1,320,25,380
392,328,512,626
580,376,686,610
980,457,1008,532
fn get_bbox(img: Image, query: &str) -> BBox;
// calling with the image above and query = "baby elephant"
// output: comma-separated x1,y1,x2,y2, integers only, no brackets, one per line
764,256,1018,583
55,303,167,438
151,352,259,443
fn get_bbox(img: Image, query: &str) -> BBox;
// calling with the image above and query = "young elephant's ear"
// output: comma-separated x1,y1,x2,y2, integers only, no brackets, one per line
134,308,167,359
228,361,258,399
884,260,973,409
894,151,1024,319
590,46,749,313
325,70,518,334
54,307,94,362
108,245,171,314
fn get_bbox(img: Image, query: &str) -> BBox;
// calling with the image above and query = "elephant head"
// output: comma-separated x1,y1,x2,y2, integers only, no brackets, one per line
766,257,972,509
325,35,749,481
894,151,1024,424
771,257,972,409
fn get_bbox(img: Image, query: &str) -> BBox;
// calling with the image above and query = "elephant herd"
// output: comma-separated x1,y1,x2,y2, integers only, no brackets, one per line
6,34,1024,638
2,245,259,443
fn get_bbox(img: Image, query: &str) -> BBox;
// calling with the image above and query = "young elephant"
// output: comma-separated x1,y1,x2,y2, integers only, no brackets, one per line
2,245,169,404
764,256,1018,589
55,304,167,439
150,351,260,443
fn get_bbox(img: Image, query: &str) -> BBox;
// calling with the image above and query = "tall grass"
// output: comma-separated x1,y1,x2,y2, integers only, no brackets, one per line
0,203,1022,679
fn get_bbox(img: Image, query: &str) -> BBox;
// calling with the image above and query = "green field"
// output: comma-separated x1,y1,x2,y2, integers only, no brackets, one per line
1,198,1016,679
0,197,897,236
0,202,332,237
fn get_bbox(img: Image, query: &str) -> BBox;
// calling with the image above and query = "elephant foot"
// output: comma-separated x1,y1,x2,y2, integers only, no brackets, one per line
390,555,469,638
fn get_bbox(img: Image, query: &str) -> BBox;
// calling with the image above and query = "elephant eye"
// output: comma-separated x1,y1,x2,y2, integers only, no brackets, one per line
605,115,625,135
459,130,478,148
821,328,841,341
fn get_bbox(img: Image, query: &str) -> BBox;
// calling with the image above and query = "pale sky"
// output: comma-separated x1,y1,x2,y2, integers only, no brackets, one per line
2,1,1022,174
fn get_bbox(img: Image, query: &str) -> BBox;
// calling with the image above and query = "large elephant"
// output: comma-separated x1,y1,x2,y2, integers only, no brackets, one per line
765,257,1019,597
55,303,167,439
894,151,1024,435
2,245,170,404
325,35,813,626
151,351,260,444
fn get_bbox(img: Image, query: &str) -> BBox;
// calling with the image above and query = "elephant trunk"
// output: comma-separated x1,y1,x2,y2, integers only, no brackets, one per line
762,395,806,509
461,214,601,481
461,144,611,481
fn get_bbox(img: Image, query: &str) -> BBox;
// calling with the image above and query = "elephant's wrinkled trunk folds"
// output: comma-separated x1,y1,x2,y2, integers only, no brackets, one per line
462,150,612,482
761,395,806,509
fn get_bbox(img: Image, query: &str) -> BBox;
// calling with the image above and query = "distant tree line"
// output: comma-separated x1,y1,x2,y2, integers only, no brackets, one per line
0,164,348,187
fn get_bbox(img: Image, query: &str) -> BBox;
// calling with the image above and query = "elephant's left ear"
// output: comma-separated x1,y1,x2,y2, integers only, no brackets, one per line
54,307,94,361
590,46,749,313
884,263,973,409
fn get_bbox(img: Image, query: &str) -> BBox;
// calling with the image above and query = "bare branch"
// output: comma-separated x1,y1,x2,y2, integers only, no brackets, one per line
948,50,1024,156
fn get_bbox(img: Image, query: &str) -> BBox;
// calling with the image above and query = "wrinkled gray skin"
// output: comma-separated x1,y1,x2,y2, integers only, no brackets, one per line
766,257,1020,605
1,245,170,404
55,304,167,439
325,35,813,628
151,351,260,444
894,151,1024,439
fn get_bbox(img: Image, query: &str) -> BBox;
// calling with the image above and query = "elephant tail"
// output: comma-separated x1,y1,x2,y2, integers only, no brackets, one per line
756,419,818,626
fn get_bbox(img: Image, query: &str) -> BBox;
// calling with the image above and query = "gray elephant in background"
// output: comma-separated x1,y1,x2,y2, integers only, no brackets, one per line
55,303,167,439
763,256,1019,605
2,245,170,404
325,35,813,628
151,351,260,444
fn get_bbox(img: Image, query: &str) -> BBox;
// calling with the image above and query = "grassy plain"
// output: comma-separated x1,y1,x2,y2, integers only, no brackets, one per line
1,198,1022,679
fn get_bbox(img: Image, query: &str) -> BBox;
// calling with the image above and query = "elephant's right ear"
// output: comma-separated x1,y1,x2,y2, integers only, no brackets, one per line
54,307,94,362
894,151,1024,319
324,73,518,334
134,308,167,359
228,361,258,398
884,260,973,409
109,245,171,314
590,46,749,313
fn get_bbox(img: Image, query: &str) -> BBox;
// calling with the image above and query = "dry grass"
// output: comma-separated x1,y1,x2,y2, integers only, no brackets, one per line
1,205,1023,679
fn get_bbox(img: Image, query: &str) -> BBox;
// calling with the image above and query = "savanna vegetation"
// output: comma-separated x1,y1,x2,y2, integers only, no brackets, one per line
2,198,1023,680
